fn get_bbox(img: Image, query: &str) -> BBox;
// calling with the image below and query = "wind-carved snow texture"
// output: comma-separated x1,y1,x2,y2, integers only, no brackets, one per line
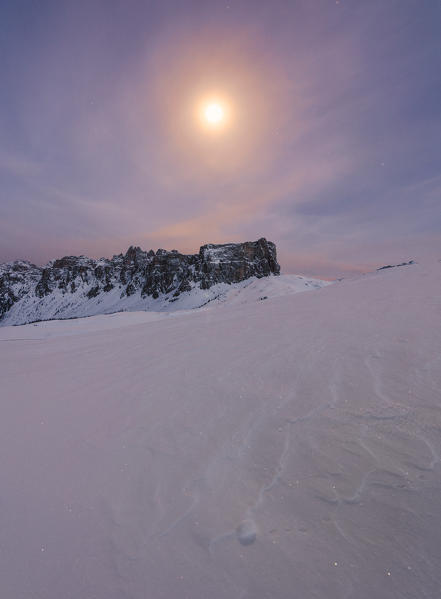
1,257,441,599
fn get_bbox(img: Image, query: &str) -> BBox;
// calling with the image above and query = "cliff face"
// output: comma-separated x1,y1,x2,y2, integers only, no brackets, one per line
0,238,280,325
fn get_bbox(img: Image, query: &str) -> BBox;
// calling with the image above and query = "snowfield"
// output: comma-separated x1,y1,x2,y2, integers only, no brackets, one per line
1,259,441,599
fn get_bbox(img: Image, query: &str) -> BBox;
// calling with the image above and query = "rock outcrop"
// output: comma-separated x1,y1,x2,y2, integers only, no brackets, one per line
0,238,280,325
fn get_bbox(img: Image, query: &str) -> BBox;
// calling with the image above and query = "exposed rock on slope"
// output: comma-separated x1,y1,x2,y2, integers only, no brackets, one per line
0,261,42,319
376,260,415,271
0,238,280,325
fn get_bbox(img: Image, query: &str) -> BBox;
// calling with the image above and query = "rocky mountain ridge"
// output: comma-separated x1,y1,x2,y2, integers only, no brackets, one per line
0,238,280,325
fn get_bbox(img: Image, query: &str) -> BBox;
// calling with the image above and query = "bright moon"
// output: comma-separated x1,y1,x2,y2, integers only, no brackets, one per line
204,103,224,124
197,98,231,132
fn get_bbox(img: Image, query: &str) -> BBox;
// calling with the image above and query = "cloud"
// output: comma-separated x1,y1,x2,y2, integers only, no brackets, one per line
0,150,41,178
1,1,440,275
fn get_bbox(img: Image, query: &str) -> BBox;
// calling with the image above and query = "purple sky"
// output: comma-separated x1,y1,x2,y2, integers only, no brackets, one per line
1,0,440,277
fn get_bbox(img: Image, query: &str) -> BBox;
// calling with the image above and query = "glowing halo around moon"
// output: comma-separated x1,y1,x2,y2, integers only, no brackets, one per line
149,29,290,175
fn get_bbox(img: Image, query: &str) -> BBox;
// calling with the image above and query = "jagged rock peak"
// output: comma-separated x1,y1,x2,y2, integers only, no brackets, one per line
0,238,280,325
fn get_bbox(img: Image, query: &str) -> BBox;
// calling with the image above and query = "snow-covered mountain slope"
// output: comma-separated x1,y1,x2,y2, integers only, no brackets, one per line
0,274,328,339
0,272,328,326
1,258,440,599
0,238,281,326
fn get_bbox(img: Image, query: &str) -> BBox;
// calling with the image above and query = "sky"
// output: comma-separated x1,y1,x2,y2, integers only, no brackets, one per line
1,0,440,277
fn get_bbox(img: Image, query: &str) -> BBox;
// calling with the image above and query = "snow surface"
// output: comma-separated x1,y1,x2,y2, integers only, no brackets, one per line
0,273,328,326
1,259,441,598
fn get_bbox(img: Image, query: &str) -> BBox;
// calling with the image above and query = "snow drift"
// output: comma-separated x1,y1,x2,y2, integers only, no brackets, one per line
0,257,440,599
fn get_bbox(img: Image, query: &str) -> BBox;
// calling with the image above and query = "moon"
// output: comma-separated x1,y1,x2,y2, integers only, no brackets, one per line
198,99,230,131
204,103,224,124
